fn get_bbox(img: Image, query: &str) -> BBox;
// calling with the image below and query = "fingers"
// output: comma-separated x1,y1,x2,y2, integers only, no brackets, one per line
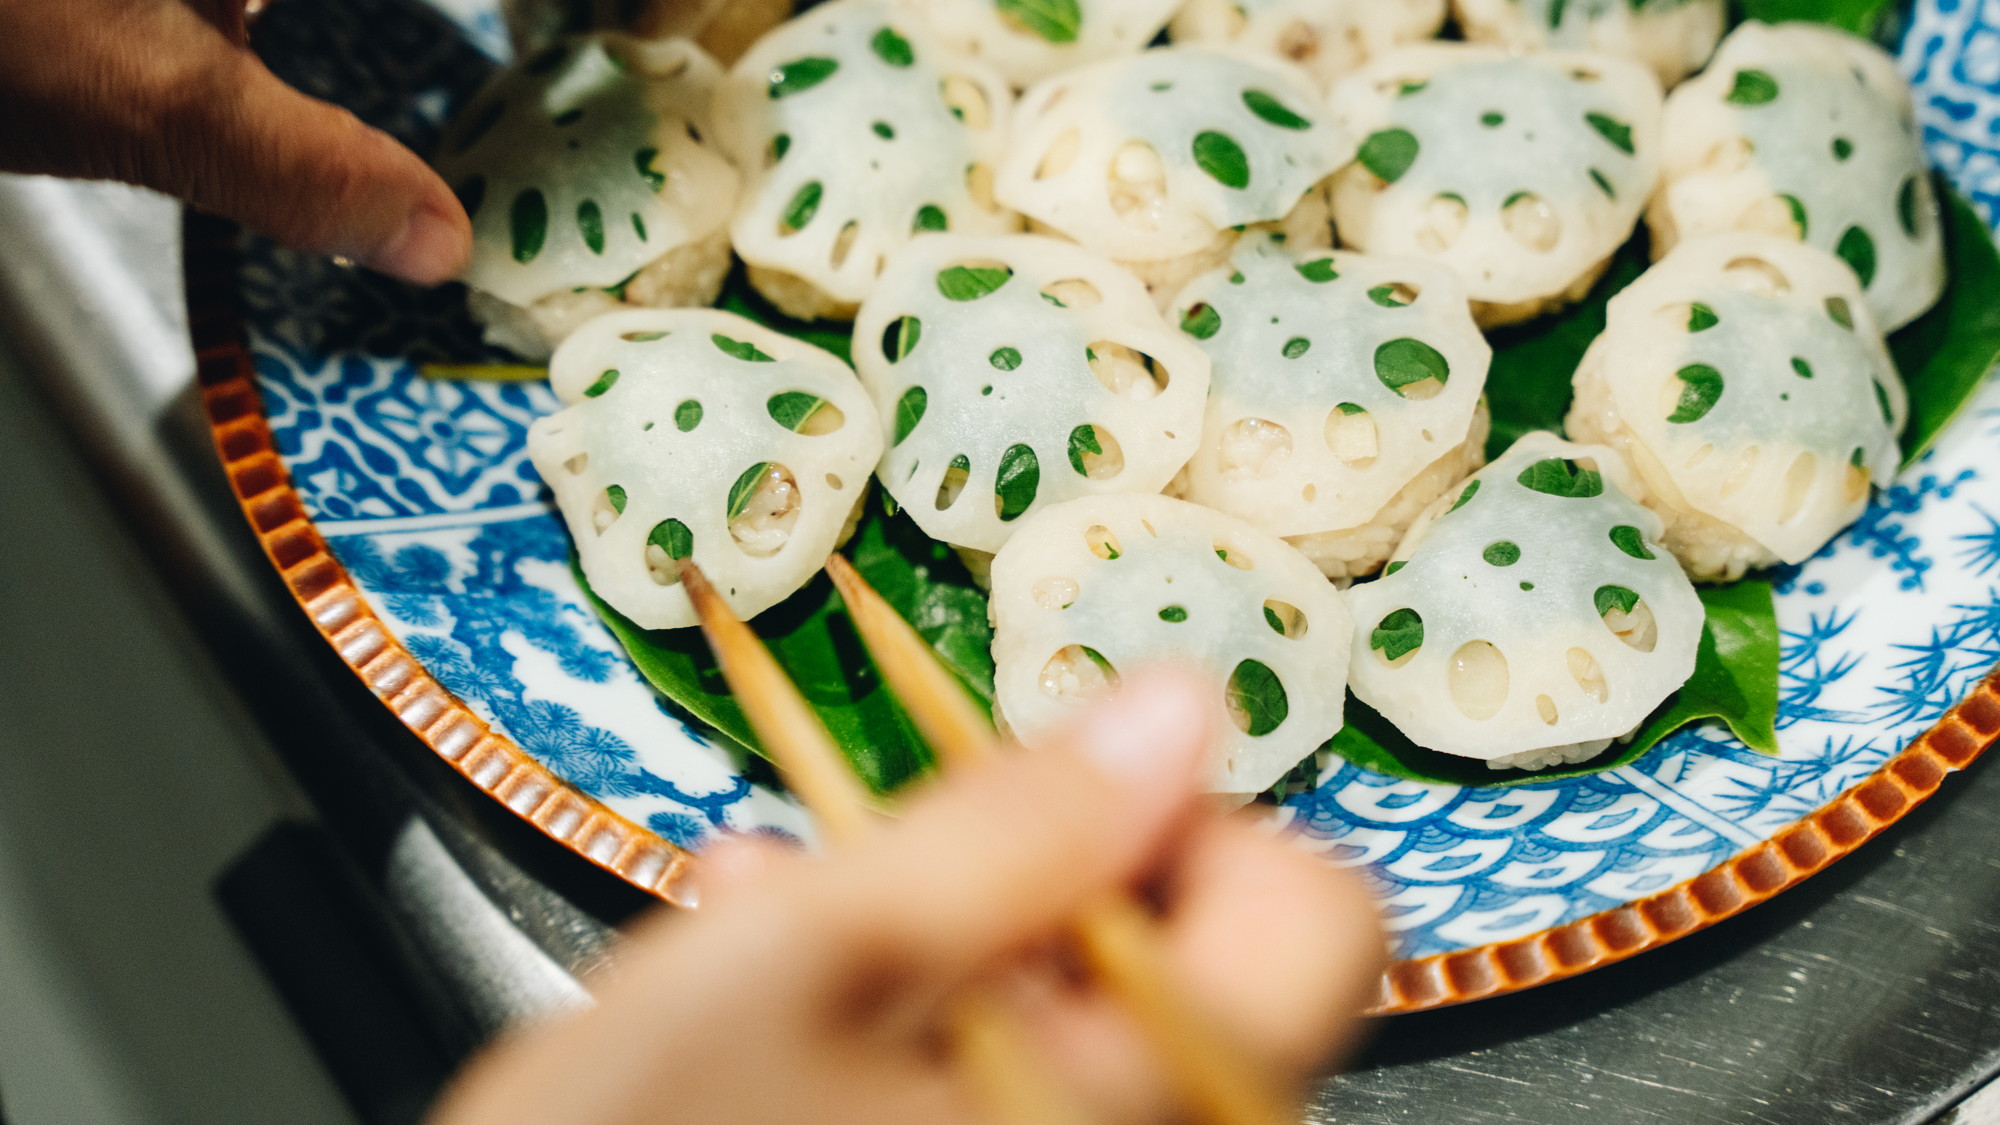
796,669,1218,1005
0,1,467,284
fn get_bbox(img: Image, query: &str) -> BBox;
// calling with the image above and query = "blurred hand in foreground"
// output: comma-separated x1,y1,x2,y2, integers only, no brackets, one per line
430,673,1386,1125
0,0,469,283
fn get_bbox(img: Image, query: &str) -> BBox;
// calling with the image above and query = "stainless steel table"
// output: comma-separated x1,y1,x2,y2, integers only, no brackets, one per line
4,7,1999,1117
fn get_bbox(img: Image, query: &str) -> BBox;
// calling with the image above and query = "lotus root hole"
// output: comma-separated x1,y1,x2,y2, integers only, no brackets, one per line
564,453,589,475
941,75,992,130
1325,405,1380,465
1536,694,1559,725
1042,278,1102,308
1603,598,1658,652
1263,599,1308,639
1418,195,1469,252
829,221,860,270
1720,445,1760,496
730,463,800,557
643,543,683,586
1568,646,1608,702
1502,192,1562,253
825,473,843,490
1702,136,1755,175
1040,644,1120,702
1218,418,1294,480
1108,140,1168,231
936,457,970,511
1738,195,1804,240
965,163,998,210
1845,452,1870,503
1037,128,1082,180
1085,524,1122,559
1448,641,1509,721
592,488,621,533
1722,257,1790,298
1377,281,1421,306
778,395,846,435
1088,342,1166,399
1780,451,1818,523
1032,576,1080,610
1214,540,1254,569
1075,425,1126,479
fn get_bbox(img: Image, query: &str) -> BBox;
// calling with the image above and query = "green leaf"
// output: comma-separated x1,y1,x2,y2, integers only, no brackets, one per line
769,56,839,98
893,386,928,445
1297,258,1339,283
1725,68,1781,105
1737,0,1891,36
1688,302,1718,332
1584,112,1634,155
1192,131,1251,190
1516,457,1603,498
583,368,620,397
1482,541,1520,567
1480,237,1648,458
996,0,1082,42
1608,524,1654,560
990,346,1023,371
1180,302,1221,339
1369,608,1424,662
1373,337,1449,394
1368,284,1411,308
581,493,999,795
605,484,627,514
1447,479,1479,512
767,392,827,432
576,199,605,254
1357,128,1419,184
913,204,948,232
1263,605,1285,634
1067,424,1102,475
781,181,823,233
648,517,691,560
1898,177,1920,237
728,462,772,520
1594,584,1640,617
1589,168,1616,200
1667,363,1724,424
1791,357,1815,379
1328,581,1780,787
1282,336,1311,359
674,399,702,431
510,188,547,263
1241,89,1311,130
634,147,665,191
870,26,914,66
995,443,1040,522
1160,605,1188,623
937,265,1012,301
1227,659,1290,737
1891,180,2000,465
1836,224,1879,287
712,333,775,363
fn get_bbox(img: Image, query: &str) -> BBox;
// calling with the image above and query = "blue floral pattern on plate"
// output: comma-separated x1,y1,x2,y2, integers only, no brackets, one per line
236,0,2000,959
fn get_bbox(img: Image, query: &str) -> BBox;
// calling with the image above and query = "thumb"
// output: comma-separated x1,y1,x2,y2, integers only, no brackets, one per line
143,46,470,284
797,669,1217,994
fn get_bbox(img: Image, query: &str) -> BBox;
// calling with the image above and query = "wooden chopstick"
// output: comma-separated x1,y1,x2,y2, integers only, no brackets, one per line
825,554,1297,1125
678,562,1093,1125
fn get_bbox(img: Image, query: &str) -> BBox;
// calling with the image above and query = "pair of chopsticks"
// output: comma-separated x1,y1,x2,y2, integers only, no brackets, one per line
680,557,1295,1125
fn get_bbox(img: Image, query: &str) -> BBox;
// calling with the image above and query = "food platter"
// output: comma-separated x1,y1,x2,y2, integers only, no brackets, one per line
197,0,2000,1012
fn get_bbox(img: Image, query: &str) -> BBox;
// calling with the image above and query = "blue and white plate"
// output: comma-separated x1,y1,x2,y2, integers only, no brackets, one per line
221,0,2000,1005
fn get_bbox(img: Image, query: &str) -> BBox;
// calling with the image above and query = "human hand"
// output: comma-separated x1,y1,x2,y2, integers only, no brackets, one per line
0,0,469,284
429,673,1386,1125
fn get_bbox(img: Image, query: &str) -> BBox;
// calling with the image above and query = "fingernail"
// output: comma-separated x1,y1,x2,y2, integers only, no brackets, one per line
360,200,467,286
1074,670,1211,785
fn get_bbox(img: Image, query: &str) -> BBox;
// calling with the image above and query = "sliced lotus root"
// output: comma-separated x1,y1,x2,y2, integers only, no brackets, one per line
1452,0,1725,87
995,46,1356,264
501,0,780,64
1167,236,1490,562
853,234,1211,553
1566,234,1904,580
436,34,738,315
1651,21,1943,332
1169,0,1446,91
526,309,883,630
989,493,1354,795
1346,433,1702,765
712,0,1015,319
1327,44,1663,323
906,0,1187,87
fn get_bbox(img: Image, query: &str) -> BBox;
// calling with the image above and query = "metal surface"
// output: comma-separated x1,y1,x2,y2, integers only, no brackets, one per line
6,170,2000,1124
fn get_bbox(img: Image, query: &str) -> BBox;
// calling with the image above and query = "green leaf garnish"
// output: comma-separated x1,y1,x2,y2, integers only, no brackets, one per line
1192,131,1251,189
1725,69,1780,105
870,26,914,66
937,264,1012,300
727,463,771,520
1667,363,1724,424
1373,337,1449,394
1516,457,1603,498
994,443,1040,522
1447,479,1480,512
1241,89,1311,130
510,188,547,263
1483,541,1521,567
1180,302,1221,339
1283,336,1311,359
767,392,828,432
1297,258,1338,283
781,181,823,233
1584,112,1634,154
605,484,627,514
990,346,1022,371
674,399,702,431
1594,584,1640,617
634,147,665,191
712,333,775,363
1160,605,1189,623
576,199,605,254
1836,224,1878,287
1688,302,1718,332
1067,424,1103,475
769,57,839,98
893,386,928,446
996,0,1082,42
1368,284,1412,308
1608,525,1654,560
1369,608,1424,661
648,518,691,560
1227,659,1289,736
1738,0,1891,35
913,204,948,232
1357,128,1419,183
1892,180,2000,464
583,369,619,397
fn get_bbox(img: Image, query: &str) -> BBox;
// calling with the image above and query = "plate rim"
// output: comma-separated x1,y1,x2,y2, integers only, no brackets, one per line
185,211,2000,1015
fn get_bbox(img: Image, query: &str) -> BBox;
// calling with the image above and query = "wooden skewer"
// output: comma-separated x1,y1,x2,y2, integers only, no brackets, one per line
826,554,1297,1125
678,563,1093,1125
